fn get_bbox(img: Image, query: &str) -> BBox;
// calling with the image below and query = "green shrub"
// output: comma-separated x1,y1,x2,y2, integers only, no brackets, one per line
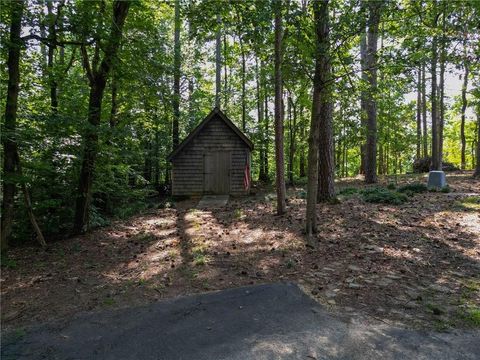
387,183,396,190
398,182,428,194
360,187,408,205
338,187,359,196
440,185,451,193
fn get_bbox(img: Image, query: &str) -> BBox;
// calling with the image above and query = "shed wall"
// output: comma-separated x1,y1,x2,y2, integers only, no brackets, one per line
171,114,250,196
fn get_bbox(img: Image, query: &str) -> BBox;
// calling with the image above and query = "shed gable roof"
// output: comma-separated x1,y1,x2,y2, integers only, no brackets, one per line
167,107,253,161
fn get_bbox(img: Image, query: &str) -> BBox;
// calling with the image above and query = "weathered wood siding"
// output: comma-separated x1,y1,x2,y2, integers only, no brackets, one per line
172,114,250,196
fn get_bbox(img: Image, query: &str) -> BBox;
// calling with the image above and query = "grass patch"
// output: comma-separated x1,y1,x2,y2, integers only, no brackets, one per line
461,307,480,327
454,196,480,211
360,187,408,205
103,297,116,306
426,303,444,316
338,187,359,196
397,182,428,194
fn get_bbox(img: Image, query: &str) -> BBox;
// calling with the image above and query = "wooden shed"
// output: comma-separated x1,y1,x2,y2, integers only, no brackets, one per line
167,107,253,196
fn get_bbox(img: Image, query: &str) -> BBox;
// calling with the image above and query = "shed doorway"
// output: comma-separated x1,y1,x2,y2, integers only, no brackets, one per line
204,151,231,194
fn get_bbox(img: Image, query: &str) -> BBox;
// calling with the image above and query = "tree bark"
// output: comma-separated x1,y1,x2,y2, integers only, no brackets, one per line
416,68,422,159
364,0,381,184
422,63,428,157
1,0,24,250
73,1,130,234
256,57,267,181
215,13,221,108
438,7,446,169
430,12,440,171
46,1,63,113
359,31,367,175
316,0,335,202
172,0,181,149
264,91,270,179
474,109,480,178
274,0,286,215
306,0,329,236
299,104,306,178
460,33,469,170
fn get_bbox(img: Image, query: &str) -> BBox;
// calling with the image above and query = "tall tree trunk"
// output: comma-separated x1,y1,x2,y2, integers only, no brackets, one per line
288,95,296,186
215,13,221,108
474,109,480,178
299,104,306,178
359,31,367,175
46,1,61,113
264,91,270,179
1,0,25,250
460,33,469,170
241,45,247,132
438,6,446,169
416,68,422,159
172,0,181,149
73,1,130,234
256,57,266,181
422,63,428,157
306,0,330,236
223,33,228,110
274,0,286,215
430,12,440,171
364,1,381,184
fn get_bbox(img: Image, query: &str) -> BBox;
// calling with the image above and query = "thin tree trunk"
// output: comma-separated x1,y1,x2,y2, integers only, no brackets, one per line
359,31,367,175
256,57,266,181
274,0,286,215
223,33,228,110
215,13,221,108
438,6,446,169
430,12,440,171
288,95,297,186
299,104,306,178
46,1,61,113
1,0,25,250
73,1,130,234
474,109,480,178
422,63,428,157
172,0,181,149
460,33,469,170
264,91,270,178
14,152,47,247
241,46,247,132
416,68,422,159
364,0,381,184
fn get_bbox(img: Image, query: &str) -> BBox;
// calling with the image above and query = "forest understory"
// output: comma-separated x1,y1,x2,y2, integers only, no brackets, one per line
1,173,479,333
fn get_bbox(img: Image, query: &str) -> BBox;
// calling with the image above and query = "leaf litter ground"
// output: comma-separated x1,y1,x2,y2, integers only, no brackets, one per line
2,173,479,332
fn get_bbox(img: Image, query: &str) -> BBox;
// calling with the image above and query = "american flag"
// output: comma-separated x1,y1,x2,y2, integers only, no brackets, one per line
243,153,250,190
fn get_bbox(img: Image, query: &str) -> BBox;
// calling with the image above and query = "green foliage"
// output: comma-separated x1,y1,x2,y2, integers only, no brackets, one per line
387,183,396,190
397,183,428,194
338,187,359,196
360,187,408,205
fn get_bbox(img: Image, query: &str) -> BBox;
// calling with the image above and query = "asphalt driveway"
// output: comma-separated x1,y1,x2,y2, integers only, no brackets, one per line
2,283,479,359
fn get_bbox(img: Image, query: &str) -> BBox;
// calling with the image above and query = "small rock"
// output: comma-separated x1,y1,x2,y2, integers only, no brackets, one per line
327,299,336,305
348,283,363,289
348,265,361,272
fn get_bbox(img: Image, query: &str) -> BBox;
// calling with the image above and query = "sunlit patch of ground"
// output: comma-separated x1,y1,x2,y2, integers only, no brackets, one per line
1,172,479,331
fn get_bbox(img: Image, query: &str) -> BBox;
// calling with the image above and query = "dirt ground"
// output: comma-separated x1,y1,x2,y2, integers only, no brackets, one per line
2,172,479,332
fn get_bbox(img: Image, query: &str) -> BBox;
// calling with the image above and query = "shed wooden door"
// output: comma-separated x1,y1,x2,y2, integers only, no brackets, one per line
204,152,230,194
